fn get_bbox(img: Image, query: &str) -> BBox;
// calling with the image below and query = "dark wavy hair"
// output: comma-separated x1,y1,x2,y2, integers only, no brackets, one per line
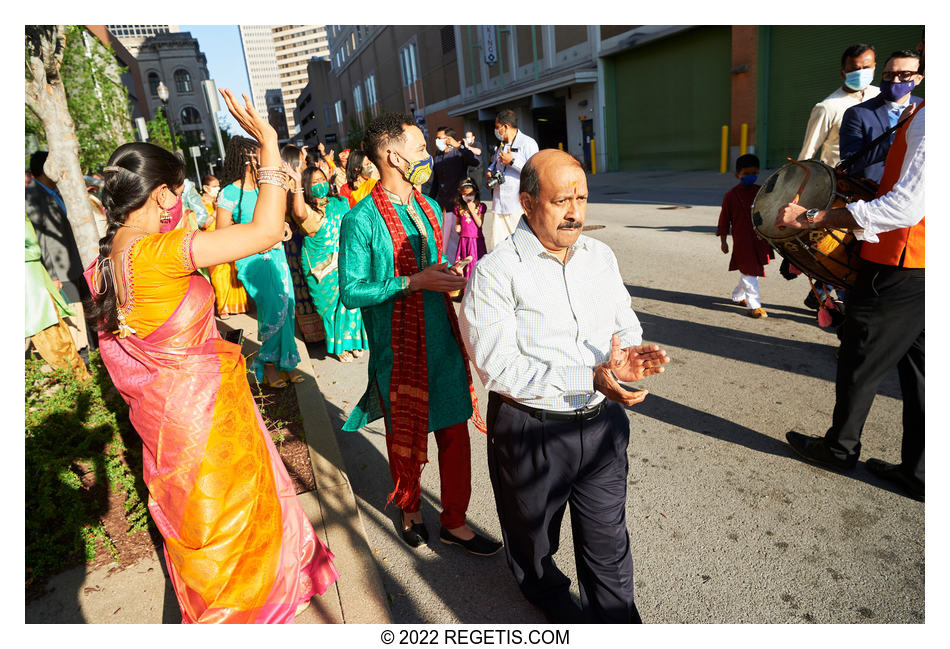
345,149,368,191
216,136,259,224
281,144,304,215
84,142,185,332
453,176,482,214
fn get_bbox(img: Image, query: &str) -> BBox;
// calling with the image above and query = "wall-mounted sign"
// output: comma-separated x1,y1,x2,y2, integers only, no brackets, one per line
483,26,498,66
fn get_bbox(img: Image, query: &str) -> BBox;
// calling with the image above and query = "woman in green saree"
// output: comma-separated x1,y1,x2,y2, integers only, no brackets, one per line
300,166,368,362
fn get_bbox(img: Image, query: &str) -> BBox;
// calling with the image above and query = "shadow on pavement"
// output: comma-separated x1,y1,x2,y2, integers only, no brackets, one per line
628,393,919,499
624,224,718,235
626,286,900,401
321,397,544,624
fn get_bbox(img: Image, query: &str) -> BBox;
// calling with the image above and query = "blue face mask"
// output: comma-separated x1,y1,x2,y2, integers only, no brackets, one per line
844,68,874,91
739,174,758,186
880,79,915,103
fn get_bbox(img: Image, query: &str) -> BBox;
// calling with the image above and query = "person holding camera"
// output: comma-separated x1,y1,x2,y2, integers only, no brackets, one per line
484,109,538,250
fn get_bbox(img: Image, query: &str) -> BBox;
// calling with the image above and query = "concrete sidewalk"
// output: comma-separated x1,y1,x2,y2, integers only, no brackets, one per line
25,312,390,624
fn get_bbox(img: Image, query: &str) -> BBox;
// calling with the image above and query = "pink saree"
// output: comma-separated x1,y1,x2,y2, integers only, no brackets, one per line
84,235,337,624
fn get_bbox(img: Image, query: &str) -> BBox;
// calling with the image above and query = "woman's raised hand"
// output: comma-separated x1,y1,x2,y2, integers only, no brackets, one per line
219,88,276,145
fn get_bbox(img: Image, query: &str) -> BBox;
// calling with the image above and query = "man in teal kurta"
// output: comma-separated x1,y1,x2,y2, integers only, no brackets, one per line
338,112,501,556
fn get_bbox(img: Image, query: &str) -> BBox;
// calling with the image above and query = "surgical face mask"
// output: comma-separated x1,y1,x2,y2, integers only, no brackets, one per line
311,182,329,198
739,174,758,186
203,185,220,197
465,136,474,145
462,193,475,202
880,79,915,103
844,68,874,91
395,151,434,185
435,138,446,152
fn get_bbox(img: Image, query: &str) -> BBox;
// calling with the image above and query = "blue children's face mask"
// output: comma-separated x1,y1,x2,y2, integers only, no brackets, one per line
740,174,758,186
844,68,874,91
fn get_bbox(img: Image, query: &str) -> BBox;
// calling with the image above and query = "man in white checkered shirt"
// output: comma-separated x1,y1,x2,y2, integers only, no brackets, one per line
459,149,669,623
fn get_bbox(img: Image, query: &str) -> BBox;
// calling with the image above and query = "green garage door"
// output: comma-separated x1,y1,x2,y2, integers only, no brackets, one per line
607,26,731,171
759,25,924,168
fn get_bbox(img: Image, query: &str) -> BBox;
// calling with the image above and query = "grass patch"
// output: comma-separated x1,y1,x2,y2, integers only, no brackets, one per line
25,351,150,588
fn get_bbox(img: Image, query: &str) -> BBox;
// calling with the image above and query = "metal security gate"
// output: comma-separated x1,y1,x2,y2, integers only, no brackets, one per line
608,26,732,171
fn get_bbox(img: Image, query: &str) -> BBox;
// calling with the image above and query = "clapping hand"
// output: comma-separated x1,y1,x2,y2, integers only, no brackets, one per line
593,334,669,406
218,88,276,145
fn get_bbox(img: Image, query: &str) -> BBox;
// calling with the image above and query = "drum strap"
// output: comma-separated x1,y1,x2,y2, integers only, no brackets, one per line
836,113,915,175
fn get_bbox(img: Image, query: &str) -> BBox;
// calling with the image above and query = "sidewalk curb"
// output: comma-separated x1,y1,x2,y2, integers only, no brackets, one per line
231,313,392,624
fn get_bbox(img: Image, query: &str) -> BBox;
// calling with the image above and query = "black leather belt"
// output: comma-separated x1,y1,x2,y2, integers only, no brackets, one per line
496,392,605,422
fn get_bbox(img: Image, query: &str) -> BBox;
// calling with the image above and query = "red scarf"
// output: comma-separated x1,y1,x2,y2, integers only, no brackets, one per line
370,181,486,510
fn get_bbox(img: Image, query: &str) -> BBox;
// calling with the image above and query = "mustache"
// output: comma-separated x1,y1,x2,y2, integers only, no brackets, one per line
558,221,583,230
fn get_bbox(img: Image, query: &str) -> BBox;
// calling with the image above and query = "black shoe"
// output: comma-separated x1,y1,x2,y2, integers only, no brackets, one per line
397,511,429,548
866,458,924,502
439,527,503,556
786,431,857,472
538,599,586,624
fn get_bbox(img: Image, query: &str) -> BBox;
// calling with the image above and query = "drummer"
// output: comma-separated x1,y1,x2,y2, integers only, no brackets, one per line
775,77,924,502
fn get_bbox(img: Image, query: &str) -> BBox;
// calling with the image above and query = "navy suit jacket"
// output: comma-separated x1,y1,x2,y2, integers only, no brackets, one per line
839,93,922,183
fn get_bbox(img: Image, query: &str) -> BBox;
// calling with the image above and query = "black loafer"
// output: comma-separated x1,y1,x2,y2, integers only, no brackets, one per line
397,512,429,548
439,527,503,556
786,431,857,472
866,458,924,502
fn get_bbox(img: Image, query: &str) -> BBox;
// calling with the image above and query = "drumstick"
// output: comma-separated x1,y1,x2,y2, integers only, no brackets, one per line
787,158,811,204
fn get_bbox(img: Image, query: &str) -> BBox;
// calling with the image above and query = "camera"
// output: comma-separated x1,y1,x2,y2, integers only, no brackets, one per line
486,169,506,189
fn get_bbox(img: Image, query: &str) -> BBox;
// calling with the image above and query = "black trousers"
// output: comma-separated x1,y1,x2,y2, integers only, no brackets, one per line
486,392,640,623
825,263,924,482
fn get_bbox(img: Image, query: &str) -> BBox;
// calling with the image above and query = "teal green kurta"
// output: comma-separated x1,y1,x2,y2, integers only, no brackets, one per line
26,215,75,338
338,191,471,433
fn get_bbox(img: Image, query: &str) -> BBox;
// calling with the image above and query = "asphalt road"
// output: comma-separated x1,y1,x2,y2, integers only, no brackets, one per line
308,178,923,624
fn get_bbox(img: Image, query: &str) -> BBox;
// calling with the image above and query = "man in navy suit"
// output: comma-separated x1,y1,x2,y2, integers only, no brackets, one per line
839,50,923,183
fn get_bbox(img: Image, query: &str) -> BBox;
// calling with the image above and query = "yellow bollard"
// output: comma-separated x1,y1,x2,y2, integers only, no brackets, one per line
740,123,748,156
720,125,729,173
558,142,564,150
591,138,596,175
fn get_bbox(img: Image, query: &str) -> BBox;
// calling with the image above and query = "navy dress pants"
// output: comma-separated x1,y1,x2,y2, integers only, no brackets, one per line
486,392,641,623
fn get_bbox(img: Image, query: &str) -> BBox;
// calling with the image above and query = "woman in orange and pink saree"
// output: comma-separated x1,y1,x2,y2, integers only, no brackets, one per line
83,90,337,623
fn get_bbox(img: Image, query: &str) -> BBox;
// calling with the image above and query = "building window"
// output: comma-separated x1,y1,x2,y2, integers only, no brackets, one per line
334,100,343,125
174,69,193,93
441,26,456,54
353,85,364,122
365,74,377,114
399,42,419,86
180,106,202,125
148,72,160,96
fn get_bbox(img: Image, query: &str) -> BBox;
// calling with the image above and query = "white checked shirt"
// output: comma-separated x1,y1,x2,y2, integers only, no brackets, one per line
459,218,643,411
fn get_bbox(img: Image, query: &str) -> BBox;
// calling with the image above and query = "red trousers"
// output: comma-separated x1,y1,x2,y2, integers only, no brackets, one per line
384,421,471,529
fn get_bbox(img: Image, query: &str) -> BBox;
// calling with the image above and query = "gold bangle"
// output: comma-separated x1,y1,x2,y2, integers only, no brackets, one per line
258,178,288,189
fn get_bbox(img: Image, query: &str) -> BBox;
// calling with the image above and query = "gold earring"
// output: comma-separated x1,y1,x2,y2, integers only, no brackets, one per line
159,193,171,224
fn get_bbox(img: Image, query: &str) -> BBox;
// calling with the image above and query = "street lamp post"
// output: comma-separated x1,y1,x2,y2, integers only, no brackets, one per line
156,81,179,154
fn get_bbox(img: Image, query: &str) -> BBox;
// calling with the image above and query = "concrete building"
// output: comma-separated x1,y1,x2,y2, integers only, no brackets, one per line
133,31,217,150
106,24,179,57
272,25,330,137
298,25,924,173
238,25,284,119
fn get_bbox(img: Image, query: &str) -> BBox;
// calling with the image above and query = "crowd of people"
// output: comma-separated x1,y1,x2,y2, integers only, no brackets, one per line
23,32,923,625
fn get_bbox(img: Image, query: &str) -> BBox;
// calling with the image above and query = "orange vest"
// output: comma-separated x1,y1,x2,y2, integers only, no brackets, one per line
859,101,924,268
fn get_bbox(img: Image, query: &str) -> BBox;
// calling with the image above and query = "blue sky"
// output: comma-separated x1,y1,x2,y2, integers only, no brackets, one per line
180,25,251,136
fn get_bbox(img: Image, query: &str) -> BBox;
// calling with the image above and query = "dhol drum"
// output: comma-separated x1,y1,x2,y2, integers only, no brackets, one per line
751,159,876,290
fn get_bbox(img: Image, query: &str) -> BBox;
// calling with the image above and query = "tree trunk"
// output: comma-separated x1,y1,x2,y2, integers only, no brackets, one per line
25,25,101,267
